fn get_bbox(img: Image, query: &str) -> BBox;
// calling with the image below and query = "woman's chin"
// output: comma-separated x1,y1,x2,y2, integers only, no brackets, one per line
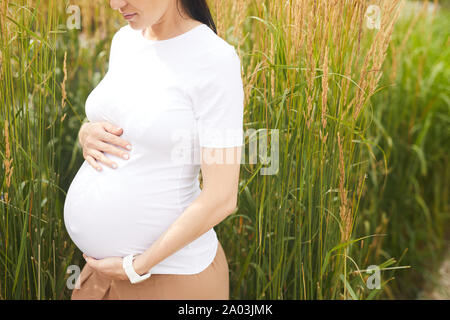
126,19,143,30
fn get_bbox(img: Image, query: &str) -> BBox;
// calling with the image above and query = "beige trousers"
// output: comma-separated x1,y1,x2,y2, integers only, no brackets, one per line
71,241,229,300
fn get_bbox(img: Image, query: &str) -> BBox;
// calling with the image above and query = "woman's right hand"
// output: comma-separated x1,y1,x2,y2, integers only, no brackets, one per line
78,121,132,171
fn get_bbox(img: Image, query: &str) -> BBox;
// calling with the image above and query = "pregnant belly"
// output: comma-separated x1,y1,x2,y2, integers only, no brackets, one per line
63,160,189,259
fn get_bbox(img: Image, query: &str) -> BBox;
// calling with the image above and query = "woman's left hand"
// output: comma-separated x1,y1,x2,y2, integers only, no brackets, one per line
83,253,128,281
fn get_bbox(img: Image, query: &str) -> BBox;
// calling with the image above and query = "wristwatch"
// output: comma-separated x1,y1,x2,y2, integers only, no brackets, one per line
122,253,152,284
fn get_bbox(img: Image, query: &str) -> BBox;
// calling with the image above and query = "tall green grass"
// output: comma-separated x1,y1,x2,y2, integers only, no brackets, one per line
358,2,450,299
215,0,403,299
1,0,447,300
0,0,76,299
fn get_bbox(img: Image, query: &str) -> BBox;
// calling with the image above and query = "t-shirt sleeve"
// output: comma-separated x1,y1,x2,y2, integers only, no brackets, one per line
189,45,245,148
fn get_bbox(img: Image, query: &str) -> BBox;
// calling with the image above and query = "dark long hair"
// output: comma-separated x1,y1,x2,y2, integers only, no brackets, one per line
178,0,217,34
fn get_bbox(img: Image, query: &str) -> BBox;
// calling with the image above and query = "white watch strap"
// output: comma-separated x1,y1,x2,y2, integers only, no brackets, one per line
123,254,152,284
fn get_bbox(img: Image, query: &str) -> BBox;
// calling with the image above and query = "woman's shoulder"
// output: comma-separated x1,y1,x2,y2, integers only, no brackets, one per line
196,25,237,55
189,26,239,69
111,24,134,42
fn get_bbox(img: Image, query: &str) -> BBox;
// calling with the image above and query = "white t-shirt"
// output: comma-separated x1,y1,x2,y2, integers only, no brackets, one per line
63,23,244,274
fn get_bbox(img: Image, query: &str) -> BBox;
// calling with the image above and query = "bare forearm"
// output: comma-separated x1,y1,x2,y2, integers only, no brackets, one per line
133,193,235,275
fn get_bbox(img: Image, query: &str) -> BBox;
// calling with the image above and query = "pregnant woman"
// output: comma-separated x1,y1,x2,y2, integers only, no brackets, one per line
64,0,244,300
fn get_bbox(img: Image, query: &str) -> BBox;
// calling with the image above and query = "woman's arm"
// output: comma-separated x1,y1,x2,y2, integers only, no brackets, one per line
133,146,242,275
